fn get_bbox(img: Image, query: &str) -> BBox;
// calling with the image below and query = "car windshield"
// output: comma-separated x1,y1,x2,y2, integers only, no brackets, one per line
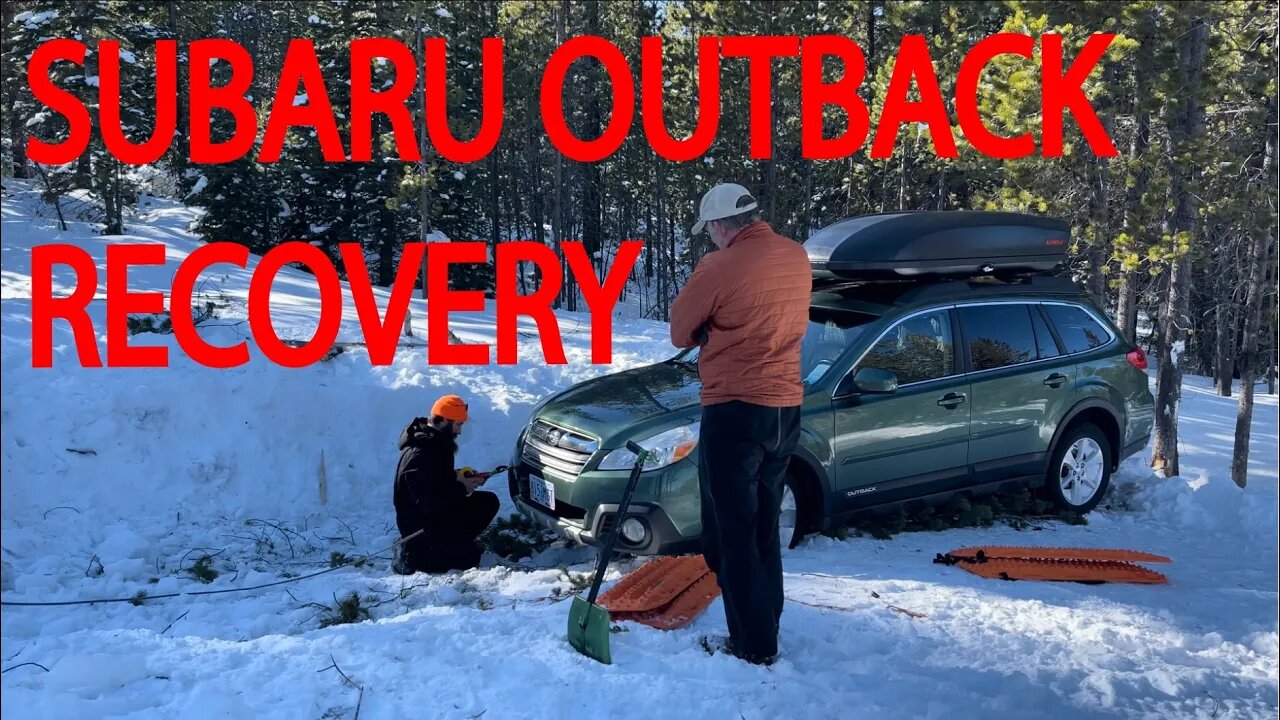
670,306,878,389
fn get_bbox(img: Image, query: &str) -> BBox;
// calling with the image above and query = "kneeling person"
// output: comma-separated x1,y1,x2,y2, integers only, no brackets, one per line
393,395,499,574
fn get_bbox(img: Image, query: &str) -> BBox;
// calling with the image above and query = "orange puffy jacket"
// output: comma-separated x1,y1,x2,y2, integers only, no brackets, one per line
670,222,813,407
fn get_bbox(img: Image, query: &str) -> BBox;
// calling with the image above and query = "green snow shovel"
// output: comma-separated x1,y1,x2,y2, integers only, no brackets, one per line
567,441,649,665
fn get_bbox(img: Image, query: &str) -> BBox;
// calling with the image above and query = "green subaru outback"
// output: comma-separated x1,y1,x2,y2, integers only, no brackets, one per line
506,212,1155,555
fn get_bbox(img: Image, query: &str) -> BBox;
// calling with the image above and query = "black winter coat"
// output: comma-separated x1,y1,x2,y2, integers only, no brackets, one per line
393,418,464,542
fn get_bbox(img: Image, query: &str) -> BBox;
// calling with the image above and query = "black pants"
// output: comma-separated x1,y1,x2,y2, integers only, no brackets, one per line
698,400,801,661
396,491,500,574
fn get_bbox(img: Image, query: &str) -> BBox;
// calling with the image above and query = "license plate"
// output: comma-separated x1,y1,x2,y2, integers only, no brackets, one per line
528,474,556,511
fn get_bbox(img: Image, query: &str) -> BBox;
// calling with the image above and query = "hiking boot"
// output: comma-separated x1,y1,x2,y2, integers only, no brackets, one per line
699,634,733,657
391,546,413,576
699,635,775,667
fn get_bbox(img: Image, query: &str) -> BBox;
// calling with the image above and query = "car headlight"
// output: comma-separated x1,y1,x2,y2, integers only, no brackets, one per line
598,422,700,471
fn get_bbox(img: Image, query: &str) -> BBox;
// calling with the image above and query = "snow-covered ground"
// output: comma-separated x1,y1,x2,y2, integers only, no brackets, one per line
2,180,1277,719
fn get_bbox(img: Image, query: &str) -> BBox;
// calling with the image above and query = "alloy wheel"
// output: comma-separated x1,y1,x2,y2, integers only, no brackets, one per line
1059,437,1105,506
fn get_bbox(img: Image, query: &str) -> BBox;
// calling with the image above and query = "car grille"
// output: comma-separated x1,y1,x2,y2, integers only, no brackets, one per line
520,419,597,479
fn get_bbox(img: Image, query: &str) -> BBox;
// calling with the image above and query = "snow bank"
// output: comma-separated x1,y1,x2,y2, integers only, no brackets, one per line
1126,469,1276,545
1106,374,1280,549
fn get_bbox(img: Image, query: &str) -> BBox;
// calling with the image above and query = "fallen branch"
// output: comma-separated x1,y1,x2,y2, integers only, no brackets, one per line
178,547,226,569
161,610,190,635
1,662,50,674
785,594,926,620
887,605,927,619
334,518,357,547
319,654,364,720
43,506,81,520
245,519,308,558
85,548,103,576
65,448,97,456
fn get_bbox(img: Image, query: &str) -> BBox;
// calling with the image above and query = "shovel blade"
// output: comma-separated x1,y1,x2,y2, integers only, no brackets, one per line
567,597,613,665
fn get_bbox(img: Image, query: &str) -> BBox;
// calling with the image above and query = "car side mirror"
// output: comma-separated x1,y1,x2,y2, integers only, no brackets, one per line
852,367,899,394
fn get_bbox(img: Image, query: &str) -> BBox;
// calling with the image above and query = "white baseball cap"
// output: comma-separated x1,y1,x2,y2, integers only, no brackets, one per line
690,183,758,235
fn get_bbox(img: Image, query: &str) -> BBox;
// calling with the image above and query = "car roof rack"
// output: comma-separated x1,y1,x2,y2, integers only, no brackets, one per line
895,274,1083,304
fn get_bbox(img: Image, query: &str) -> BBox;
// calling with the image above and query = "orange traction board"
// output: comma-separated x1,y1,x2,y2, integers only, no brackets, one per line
949,546,1172,564
598,555,721,629
935,546,1171,584
598,555,711,613
609,572,722,630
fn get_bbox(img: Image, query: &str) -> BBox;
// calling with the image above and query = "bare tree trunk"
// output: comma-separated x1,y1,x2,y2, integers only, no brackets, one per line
656,158,668,321
1230,89,1277,487
1152,12,1210,478
762,13,779,220
415,9,434,299
2,2,28,179
1115,275,1140,342
1086,64,1116,303
489,144,501,252
164,0,189,182
897,132,908,210
1269,322,1277,396
1269,287,1278,396
1214,305,1236,396
553,0,570,311
1115,8,1156,343
1232,227,1272,487
35,163,68,232
526,72,546,296
486,1,501,279
1208,225,1236,392
580,0,603,286
1152,254,1189,478
109,159,123,234
801,159,814,240
668,196,678,320
511,165,528,295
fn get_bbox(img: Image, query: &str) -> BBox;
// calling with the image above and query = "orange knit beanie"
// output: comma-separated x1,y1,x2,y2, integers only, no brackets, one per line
431,395,469,422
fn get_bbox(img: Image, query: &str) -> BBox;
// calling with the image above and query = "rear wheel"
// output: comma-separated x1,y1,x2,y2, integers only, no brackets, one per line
779,471,813,551
1045,423,1112,512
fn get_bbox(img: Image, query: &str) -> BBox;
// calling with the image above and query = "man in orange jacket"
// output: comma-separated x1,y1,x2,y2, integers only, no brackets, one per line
671,183,813,665
392,394,500,574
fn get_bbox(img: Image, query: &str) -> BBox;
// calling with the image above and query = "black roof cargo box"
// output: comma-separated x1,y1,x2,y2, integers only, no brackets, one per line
804,211,1069,280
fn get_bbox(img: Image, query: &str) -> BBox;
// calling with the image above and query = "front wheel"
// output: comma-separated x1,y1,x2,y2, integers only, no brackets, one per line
1045,423,1112,513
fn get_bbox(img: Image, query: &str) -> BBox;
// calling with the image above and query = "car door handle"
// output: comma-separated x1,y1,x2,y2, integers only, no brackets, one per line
1043,373,1068,388
936,392,966,408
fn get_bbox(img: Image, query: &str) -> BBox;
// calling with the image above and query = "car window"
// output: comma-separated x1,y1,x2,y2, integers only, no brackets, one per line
1030,306,1061,359
959,304,1039,371
673,307,877,389
800,308,877,385
858,309,955,385
1043,304,1110,354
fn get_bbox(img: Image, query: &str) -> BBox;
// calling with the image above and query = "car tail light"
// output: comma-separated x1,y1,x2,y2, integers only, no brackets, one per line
1126,347,1148,371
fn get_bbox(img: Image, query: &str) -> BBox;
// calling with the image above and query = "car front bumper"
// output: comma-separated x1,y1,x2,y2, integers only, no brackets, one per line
507,459,702,556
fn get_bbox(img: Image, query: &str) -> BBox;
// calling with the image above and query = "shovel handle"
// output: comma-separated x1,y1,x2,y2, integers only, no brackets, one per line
583,442,649,607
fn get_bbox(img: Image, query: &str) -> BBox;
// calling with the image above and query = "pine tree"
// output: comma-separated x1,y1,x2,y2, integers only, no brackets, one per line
1151,4,1213,477
187,2,279,252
